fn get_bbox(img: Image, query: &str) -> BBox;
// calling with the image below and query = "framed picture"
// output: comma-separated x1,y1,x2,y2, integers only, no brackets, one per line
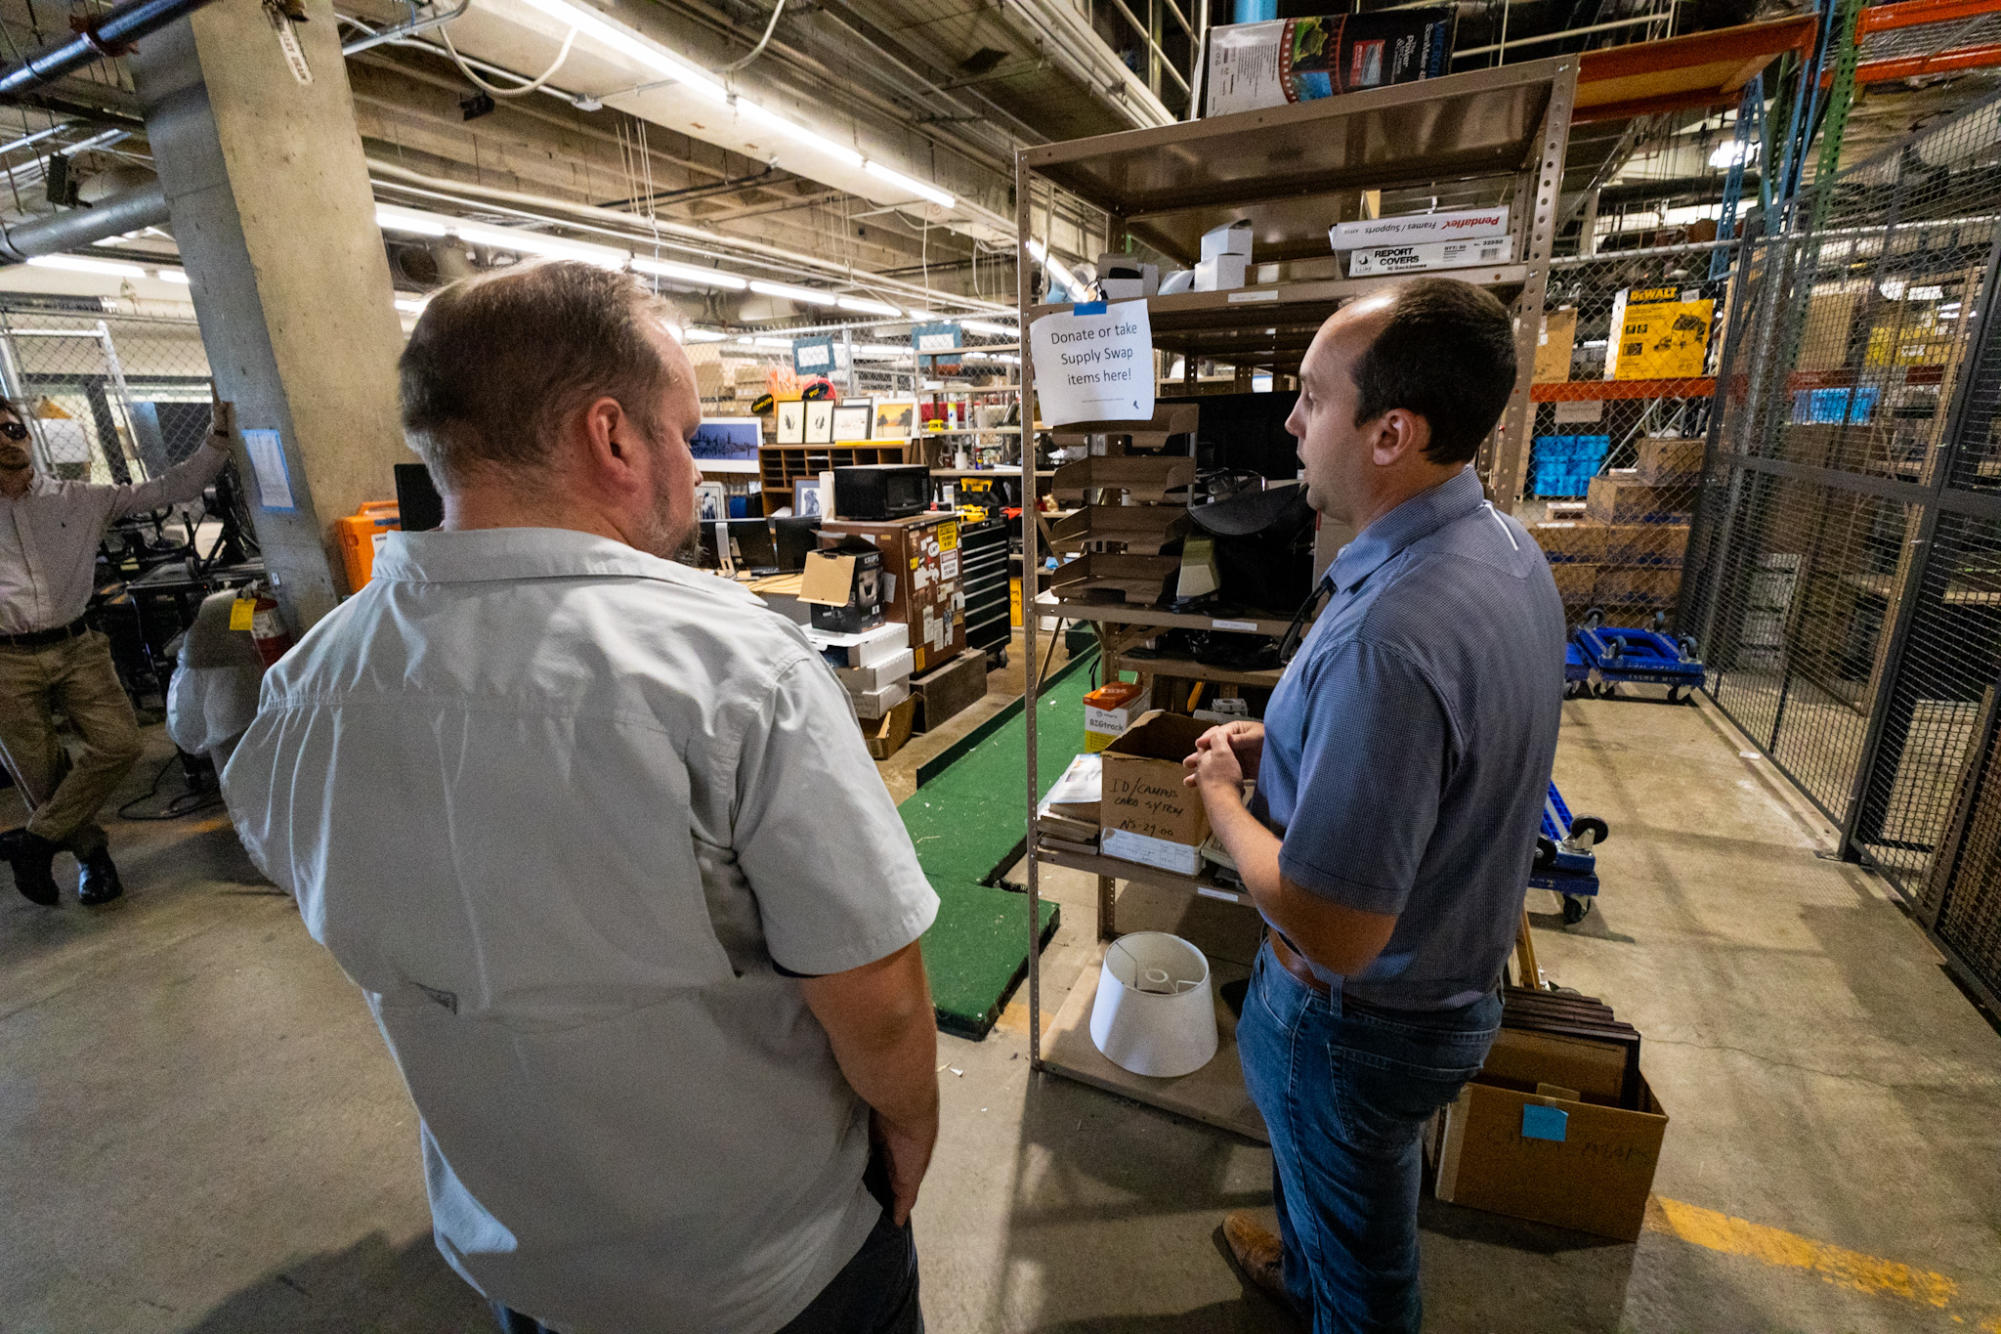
804,399,835,444
794,478,824,517
873,399,917,441
831,402,873,443
695,481,729,523
687,417,762,474
776,400,806,444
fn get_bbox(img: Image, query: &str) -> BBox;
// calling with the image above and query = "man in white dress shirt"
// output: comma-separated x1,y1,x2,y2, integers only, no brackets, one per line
223,260,942,1334
0,394,230,906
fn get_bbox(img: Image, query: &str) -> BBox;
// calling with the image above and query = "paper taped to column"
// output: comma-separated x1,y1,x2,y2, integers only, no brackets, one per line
1029,300,1156,426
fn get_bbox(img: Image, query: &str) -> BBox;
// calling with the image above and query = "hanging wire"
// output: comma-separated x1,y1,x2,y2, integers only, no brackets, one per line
718,0,786,73
440,21,578,98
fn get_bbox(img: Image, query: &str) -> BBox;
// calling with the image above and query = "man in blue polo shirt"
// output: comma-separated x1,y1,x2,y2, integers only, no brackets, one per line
1185,278,1565,1332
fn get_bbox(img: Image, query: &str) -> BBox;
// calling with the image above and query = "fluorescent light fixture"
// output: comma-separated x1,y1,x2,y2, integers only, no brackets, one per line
1026,239,1077,295
394,296,430,313
26,254,144,278
1910,285,1945,301
863,160,954,209
853,343,913,358
733,101,865,168
154,268,190,285
376,203,452,237
631,255,749,290
837,295,902,317
755,336,791,349
749,278,840,308
514,0,723,94
1879,278,1907,301
454,220,628,268
682,327,729,342
960,319,1013,336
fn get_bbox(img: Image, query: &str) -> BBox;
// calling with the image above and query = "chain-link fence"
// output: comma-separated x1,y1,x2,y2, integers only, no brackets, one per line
0,303,215,482
1514,242,1728,628
1682,90,2001,1005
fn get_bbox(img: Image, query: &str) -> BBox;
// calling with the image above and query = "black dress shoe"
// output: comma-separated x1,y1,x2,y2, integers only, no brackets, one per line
78,847,123,906
5,829,61,907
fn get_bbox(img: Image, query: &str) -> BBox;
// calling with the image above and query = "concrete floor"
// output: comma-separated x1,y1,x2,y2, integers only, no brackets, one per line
4,660,1999,1333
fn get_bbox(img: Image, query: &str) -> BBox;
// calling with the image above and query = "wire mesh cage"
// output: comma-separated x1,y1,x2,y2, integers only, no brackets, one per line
1683,89,2001,1001
0,304,215,484
1514,242,1726,631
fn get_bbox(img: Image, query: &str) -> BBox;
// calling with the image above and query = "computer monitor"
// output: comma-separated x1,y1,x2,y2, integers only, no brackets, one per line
394,463,444,532
724,517,779,574
771,517,820,573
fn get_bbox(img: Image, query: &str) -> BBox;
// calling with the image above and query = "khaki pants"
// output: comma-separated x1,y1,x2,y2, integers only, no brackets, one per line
0,631,143,857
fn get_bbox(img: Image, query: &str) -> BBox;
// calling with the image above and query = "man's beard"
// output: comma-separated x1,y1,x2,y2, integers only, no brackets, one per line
633,476,697,562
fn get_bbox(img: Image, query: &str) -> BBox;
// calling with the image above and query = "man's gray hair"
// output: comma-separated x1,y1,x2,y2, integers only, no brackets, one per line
398,260,676,489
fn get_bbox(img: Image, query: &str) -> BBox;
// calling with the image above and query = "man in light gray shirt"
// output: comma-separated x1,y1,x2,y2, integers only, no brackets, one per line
224,260,941,1334
0,394,230,906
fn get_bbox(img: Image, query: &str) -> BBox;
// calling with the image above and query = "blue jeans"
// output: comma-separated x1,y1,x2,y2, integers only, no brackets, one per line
1237,939,1502,1334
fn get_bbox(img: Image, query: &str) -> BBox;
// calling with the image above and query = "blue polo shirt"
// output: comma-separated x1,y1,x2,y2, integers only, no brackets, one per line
1254,468,1566,1009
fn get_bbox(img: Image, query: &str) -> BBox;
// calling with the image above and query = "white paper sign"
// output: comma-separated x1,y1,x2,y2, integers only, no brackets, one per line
1102,827,1204,876
241,429,295,511
1349,236,1512,276
1554,399,1604,424
1029,300,1155,426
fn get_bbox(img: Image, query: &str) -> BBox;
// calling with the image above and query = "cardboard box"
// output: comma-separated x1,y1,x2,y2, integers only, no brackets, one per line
865,695,917,761
800,540,885,634
1586,472,1691,525
810,621,908,670
1534,308,1578,383
1100,711,1212,876
836,648,914,695
1530,520,1605,564
1195,254,1250,292
1550,561,1598,604
821,514,966,674
1433,1073,1668,1242
1084,680,1147,753
913,649,987,731
1048,402,1201,455
1594,566,1681,608
1206,12,1452,116
1634,436,1706,483
694,361,730,400
1097,254,1160,301
1603,523,1689,567
851,680,910,721
1479,1027,1633,1107
1329,203,1508,251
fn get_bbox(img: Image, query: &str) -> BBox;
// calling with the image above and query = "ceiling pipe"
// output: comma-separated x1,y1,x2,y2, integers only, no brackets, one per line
0,180,167,263
0,0,225,100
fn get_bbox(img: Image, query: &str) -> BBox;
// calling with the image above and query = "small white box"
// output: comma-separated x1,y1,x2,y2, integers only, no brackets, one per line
837,648,914,694
1194,255,1249,292
1201,220,1253,261
852,680,911,721
809,621,909,669
1097,254,1159,301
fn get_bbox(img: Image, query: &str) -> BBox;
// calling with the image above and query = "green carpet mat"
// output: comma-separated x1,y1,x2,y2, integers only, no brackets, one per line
905,649,1099,1038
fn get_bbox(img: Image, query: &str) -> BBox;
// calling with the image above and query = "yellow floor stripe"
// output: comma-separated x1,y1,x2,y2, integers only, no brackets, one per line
1648,1197,1961,1310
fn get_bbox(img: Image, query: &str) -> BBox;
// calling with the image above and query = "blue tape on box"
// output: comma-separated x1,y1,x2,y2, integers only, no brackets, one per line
1521,1104,1568,1142
1072,301,1107,315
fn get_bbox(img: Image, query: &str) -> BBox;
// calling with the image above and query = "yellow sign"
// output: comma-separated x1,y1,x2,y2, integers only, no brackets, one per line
1614,292,1714,380
229,597,256,632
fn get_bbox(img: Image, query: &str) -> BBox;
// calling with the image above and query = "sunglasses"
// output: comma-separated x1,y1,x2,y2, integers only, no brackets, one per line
0,421,27,442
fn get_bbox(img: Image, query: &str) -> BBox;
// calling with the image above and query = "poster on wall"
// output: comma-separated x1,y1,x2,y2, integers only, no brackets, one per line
1607,287,1714,381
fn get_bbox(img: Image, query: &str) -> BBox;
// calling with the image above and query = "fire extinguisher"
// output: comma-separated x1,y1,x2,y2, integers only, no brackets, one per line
247,582,294,668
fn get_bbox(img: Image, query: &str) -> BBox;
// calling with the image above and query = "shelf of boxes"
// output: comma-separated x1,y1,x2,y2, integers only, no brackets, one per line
1015,57,1579,1131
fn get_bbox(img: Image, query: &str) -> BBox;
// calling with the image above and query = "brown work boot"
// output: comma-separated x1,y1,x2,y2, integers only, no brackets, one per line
1222,1211,1289,1303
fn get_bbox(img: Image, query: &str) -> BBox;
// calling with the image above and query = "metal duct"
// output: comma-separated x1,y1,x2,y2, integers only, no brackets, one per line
0,0,225,100
0,181,168,263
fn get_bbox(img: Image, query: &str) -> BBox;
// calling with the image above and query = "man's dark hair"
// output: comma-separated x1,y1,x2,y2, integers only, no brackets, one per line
1349,278,1517,466
399,260,675,489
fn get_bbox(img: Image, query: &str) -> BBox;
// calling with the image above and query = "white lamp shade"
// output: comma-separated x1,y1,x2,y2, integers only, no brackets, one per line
1089,931,1219,1078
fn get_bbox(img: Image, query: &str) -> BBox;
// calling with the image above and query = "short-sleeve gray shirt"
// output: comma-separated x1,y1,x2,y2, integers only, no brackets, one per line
223,527,940,1334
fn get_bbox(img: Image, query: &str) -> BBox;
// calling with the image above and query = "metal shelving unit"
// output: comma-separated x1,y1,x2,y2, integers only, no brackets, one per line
1015,58,1578,1133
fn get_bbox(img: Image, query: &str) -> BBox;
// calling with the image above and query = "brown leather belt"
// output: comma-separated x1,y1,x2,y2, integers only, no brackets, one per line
1268,929,1329,995
0,615,88,650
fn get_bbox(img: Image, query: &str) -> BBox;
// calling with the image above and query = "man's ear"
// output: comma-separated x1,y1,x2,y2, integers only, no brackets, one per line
578,397,635,470
1369,408,1429,466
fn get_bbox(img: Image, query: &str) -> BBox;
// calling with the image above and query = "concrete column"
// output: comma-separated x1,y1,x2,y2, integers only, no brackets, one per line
131,0,407,628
